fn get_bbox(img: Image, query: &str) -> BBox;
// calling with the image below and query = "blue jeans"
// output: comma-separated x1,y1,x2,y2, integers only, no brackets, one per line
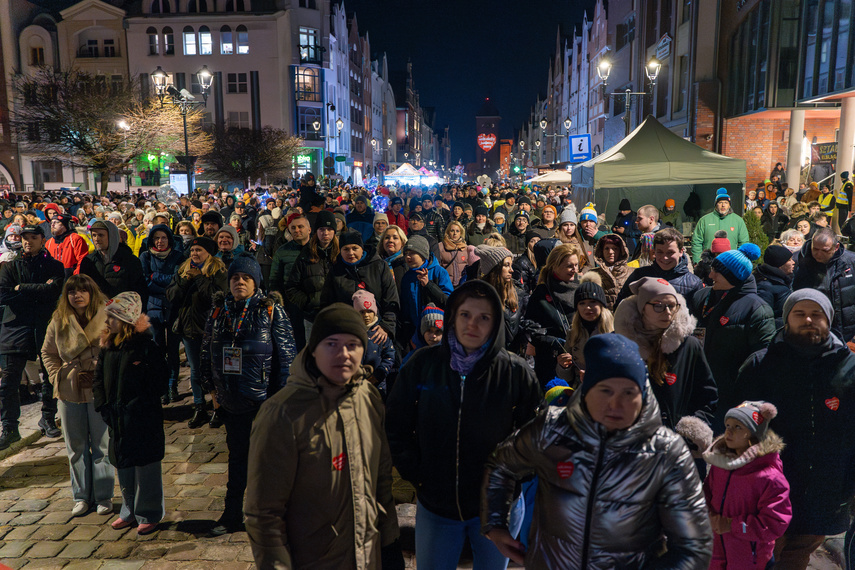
117,461,164,525
415,498,524,570
58,401,113,504
181,336,205,405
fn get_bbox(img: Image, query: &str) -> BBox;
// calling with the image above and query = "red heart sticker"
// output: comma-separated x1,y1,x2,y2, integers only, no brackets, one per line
752,411,760,423
557,461,574,479
113,265,121,272
657,279,669,285
730,227,735,232
357,282,366,289
363,301,371,309
545,294,553,302
664,372,677,386
332,452,347,471
826,397,840,411
435,319,443,329
719,316,729,326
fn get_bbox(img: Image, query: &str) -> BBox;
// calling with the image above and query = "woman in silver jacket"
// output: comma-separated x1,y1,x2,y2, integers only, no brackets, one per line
481,333,712,569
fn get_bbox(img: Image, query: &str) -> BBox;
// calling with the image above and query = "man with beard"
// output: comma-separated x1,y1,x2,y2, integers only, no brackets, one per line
200,211,223,239
690,190,749,263
738,290,855,569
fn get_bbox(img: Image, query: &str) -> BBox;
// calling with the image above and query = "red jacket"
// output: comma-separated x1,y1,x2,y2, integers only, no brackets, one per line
385,209,408,235
46,231,89,273
703,433,792,569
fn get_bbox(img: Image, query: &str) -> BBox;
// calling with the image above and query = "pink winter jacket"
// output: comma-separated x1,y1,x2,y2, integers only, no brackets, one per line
703,432,792,569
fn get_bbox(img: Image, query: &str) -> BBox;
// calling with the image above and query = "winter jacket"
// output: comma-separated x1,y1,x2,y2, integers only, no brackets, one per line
139,224,185,326
703,433,792,569
0,248,65,358
792,239,855,343
503,224,529,256
93,329,167,469
166,264,228,339
320,253,400,336
217,244,246,269
268,240,304,298
738,330,855,535
362,329,398,397
387,281,542,521
398,254,453,338
200,291,295,415
466,220,495,247
45,230,89,275
500,283,533,354
79,222,148,306
481,384,713,569
691,210,750,263
244,351,400,569
615,295,718,430
385,209,408,235
41,305,107,403
525,275,578,386
615,254,704,308
689,276,776,428
512,253,538,295
694,250,717,287
753,263,792,329
284,244,336,321
659,207,684,230
420,207,446,242
346,207,376,242
760,210,789,241
589,234,635,309
436,242,470,286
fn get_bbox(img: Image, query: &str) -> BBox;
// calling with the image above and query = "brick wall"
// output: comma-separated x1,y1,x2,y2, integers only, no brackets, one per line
722,115,840,186
694,82,718,152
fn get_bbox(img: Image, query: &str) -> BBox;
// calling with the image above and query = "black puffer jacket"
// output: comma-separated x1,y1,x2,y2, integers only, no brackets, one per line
319,252,400,336
512,253,538,295
386,281,542,521
200,291,296,414
0,248,65,357
503,224,528,256
284,244,335,321
420,207,446,242
166,264,228,339
93,330,167,469
793,239,855,343
502,283,533,355
79,224,148,306
615,254,703,308
754,263,792,328
525,274,579,386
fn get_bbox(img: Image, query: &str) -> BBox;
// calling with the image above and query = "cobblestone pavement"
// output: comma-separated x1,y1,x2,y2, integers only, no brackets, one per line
0,372,843,569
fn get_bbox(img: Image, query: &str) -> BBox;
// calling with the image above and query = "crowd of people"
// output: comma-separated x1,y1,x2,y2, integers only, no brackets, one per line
0,170,852,569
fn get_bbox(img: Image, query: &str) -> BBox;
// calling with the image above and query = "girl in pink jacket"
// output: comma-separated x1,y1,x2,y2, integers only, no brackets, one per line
703,401,792,569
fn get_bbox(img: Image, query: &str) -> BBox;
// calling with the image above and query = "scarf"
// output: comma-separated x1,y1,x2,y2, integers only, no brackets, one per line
447,327,490,376
343,251,367,266
383,248,403,269
549,274,578,307
151,246,172,259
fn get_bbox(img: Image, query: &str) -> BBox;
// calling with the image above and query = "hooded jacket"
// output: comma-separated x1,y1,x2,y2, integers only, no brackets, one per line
691,208,750,263
45,226,90,275
615,294,718,430
689,276,775,428
244,351,400,569
703,432,791,569
346,205,376,242
738,330,855,536
79,222,148,306
466,219,495,247
139,224,184,326
615,254,703,308
753,263,792,329
319,252,400,336
386,281,542,521
482,384,712,569
284,243,336,321
589,233,635,309
41,304,108,403
398,254,453,336
792,239,855,343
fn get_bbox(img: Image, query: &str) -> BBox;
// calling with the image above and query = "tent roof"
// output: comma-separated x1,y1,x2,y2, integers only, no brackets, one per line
526,170,573,184
572,115,746,189
386,163,422,177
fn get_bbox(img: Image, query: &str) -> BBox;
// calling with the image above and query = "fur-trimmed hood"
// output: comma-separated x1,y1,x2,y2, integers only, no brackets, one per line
703,430,785,471
614,293,697,358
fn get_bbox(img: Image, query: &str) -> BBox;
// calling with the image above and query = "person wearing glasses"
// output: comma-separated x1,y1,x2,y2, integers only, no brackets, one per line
615,276,718,469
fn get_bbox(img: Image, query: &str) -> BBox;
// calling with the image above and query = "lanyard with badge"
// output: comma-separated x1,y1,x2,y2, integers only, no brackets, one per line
222,299,250,374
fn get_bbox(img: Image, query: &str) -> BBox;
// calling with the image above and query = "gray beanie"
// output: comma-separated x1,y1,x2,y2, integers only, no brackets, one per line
559,207,577,226
475,245,512,276
215,225,239,249
404,235,430,261
725,401,778,442
782,289,833,326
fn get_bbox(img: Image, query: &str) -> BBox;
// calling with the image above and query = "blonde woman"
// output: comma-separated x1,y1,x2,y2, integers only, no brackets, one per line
41,274,113,518
378,224,409,285
437,220,469,286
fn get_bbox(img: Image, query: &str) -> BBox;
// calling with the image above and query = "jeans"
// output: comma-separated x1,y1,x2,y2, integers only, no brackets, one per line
58,400,113,503
152,321,181,392
415,498,524,570
181,336,205,405
117,461,165,525
0,354,57,431
223,407,258,523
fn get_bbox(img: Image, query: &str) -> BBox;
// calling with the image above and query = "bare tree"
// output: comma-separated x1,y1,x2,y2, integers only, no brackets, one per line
204,126,303,186
11,67,212,195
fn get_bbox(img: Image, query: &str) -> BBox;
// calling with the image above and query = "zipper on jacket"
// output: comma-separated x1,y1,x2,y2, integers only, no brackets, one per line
751,541,757,565
454,373,466,521
580,435,607,568
718,471,734,561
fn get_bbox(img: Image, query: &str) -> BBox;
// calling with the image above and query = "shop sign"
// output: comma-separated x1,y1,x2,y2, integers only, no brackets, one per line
655,34,672,60
811,142,837,165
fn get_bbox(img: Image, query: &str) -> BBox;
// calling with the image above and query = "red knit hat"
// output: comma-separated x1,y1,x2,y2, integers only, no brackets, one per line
710,232,731,254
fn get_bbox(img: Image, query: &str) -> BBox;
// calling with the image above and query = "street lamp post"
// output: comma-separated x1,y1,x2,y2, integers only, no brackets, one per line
312,118,344,178
150,65,213,193
540,117,573,165
597,58,661,138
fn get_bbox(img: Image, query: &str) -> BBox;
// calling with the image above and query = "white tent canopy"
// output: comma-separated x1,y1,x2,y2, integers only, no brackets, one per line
526,170,573,184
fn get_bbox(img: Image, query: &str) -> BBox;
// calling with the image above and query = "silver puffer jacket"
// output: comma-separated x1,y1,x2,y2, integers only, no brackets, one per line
482,385,712,569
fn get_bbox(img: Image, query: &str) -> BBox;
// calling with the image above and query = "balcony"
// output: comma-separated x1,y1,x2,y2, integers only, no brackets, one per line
299,44,323,65
77,47,120,58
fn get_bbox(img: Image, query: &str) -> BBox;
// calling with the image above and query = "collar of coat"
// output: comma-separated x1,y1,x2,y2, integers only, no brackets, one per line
703,431,785,471
614,293,697,358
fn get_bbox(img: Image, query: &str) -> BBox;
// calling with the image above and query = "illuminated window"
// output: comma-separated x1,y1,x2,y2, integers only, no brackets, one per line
236,25,249,54
220,25,233,54
147,27,159,55
183,26,196,55
199,26,212,55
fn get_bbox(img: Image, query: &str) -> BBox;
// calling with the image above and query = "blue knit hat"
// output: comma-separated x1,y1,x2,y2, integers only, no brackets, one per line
581,334,648,399
712,250,753,285
715,188,730,203
228,254,263,288
579,202,598,223
420,304,444,335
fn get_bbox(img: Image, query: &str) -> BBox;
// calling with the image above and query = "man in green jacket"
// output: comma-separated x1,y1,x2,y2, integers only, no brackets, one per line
690,189,749,263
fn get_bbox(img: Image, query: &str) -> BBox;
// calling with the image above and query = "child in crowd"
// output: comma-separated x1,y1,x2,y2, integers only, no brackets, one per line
352,290,397,398
401,304,443,366
703,401,792,569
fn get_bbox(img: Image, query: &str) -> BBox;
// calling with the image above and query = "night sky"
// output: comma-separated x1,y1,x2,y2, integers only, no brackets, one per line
346,0,595,165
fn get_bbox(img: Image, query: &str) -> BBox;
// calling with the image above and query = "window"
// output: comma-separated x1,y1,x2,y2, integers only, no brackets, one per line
225,0,246,10
111,75,123,95
103,38,116,57
294,67,321,101
682,0,691,22
227,73,248,93
220,25,233,54
616,16,636,50
299,27,321,64
236,25,249,54
297,107,321,139
676,56,689,111
188,0,207,11
163,27,175,55
147,27,159,55
183,26,196,55
150,0,171,13
299,0,317,7
199,26,212,55
85,39,98,57
30,47,45,66
835,0,852,90
228,111,250,129
33,161,63,185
